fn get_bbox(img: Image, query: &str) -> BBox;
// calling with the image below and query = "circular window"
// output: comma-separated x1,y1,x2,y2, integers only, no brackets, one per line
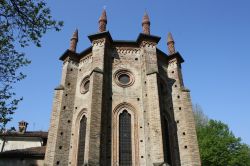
118,74,130,84
80,76,90,94
84,80,90,90
114,69,134,87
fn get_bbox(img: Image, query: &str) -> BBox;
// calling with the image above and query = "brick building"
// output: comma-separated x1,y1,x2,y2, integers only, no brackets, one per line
44,10,201,166
0,121,47,166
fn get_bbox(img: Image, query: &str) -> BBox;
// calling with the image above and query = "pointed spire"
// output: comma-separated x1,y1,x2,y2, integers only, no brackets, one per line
142,11,150,35
167,32,174,43
99,9,107,32
69,29,78,52
167,32,176,55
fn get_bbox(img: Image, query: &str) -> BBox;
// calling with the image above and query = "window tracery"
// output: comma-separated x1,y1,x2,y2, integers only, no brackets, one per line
77,115,87,166
119,110,132,165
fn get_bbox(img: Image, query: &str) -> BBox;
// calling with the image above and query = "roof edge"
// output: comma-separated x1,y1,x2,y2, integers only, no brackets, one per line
136,33,161,44
88,31,113,43
167,52,184,63
59,49,78,61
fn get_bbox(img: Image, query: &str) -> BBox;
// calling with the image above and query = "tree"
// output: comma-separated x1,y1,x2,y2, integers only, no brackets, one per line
193,104,208,127
0,0,63,130
193,107,250,166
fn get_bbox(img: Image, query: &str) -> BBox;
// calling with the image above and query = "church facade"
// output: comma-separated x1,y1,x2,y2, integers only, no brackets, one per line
44,10,201,166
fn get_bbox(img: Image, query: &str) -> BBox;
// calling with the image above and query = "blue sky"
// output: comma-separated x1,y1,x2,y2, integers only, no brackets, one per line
8,0,250,145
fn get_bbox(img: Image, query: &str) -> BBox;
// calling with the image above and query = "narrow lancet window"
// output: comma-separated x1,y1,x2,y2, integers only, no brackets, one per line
77,116,87,166
119,110,132,166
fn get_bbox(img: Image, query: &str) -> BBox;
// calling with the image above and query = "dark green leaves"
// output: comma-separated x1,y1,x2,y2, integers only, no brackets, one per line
0,0,63,47
194,108,250,166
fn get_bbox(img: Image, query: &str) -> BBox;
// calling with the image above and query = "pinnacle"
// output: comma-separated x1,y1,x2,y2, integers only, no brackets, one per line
69,29,78,52
71,29,78,40
167,32,176,54
142,11,150,24
167,32,174,43
99,9,107,22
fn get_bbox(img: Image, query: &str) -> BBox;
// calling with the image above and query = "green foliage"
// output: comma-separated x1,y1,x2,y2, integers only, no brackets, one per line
194,108,250,166
0,0,63,47
0,0,63,130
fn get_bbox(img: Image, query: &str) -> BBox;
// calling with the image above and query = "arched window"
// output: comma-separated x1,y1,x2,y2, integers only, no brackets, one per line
113,103,138,165
119,110,132,165
77,115,87,166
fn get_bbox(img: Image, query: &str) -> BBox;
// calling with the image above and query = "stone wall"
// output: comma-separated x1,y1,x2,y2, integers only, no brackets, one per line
0,137,43,152
166,56,201,166
45,33,201,166
0,159,44,166
45,57,79,165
